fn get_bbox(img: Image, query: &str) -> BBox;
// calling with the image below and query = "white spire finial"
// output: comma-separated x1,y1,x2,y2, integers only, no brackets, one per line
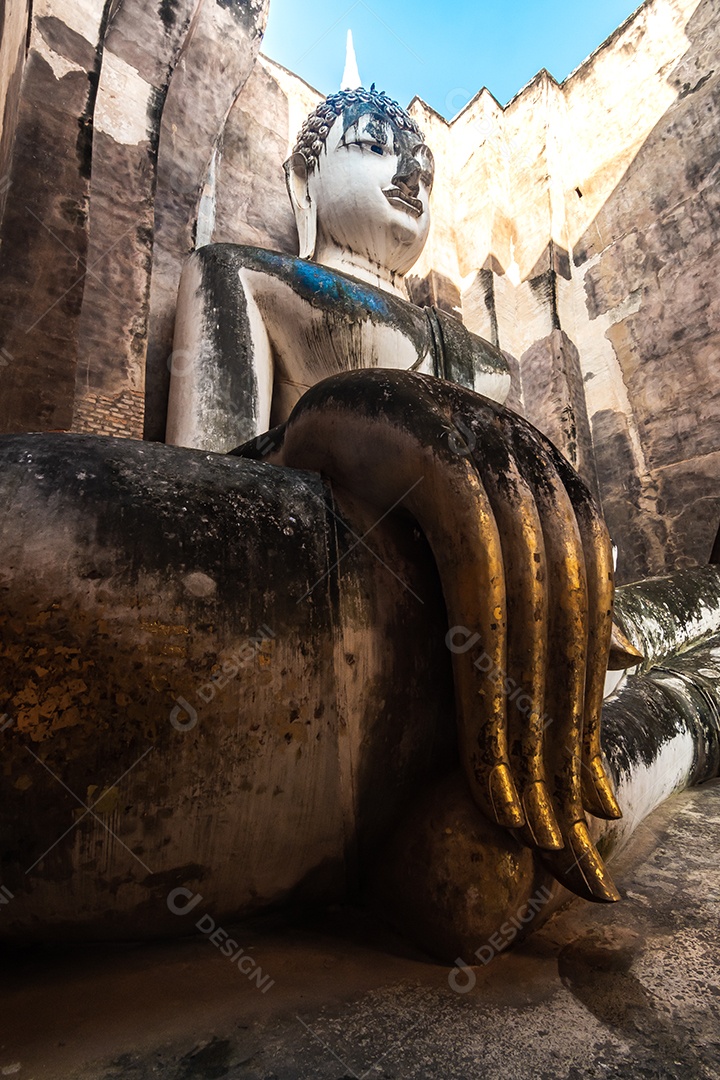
341,29,362,90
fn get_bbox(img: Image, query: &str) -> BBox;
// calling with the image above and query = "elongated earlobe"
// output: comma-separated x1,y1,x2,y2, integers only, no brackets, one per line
284,152,317,259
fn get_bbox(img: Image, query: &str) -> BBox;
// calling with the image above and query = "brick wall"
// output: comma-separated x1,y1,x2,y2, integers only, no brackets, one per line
72,389,145,440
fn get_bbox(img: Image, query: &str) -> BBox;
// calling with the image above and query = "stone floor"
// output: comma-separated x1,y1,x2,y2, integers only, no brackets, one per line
1,780,719,1080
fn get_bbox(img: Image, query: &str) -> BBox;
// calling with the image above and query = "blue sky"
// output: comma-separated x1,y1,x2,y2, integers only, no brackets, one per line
262,0,643,115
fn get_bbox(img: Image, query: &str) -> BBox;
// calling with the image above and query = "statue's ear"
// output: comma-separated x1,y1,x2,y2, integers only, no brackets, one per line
284,153,317,259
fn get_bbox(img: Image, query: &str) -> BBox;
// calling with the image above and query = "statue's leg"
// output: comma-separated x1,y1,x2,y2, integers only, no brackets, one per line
0,432,454,941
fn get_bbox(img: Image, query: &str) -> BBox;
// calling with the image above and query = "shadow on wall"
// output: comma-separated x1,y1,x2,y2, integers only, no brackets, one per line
143,53,305,438
143,0,271,440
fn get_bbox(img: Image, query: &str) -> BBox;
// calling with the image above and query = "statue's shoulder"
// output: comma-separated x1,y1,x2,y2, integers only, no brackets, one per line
189,243,300,284
191,243,428,332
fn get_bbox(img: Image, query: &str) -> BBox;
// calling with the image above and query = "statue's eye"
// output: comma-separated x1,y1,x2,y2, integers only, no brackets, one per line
370,144,384,155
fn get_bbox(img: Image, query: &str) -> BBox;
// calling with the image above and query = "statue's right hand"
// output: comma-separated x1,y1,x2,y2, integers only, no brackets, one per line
274,369,635,903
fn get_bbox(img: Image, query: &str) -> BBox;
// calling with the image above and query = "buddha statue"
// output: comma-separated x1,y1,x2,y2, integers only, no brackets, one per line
165,88,510,452
165,88,638,903
0,85,717,963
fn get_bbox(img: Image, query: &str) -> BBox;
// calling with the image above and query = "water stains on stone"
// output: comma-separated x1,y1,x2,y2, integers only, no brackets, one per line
158,0,180,32
36,16,96,70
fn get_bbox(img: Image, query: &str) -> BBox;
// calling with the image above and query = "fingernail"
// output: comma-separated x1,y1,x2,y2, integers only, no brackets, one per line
568,820,621,903
523,781,564,850
489,764,525,828
583,755,623,820
608,623,645,670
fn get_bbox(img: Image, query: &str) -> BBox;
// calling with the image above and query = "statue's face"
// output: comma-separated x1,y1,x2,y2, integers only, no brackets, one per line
308,108,434,277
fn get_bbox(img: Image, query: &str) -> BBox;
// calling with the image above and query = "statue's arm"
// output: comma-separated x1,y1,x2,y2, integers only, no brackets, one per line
430,308,511,403
166,246,273,452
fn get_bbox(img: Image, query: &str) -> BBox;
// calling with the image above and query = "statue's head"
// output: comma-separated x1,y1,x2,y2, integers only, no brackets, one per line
284,88,434,282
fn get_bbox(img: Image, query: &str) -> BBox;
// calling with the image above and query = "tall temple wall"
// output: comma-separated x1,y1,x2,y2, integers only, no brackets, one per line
447,0,719,582
0,0,269,440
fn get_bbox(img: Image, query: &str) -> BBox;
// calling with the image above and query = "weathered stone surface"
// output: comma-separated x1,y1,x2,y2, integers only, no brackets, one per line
518,328,600,501
0,0,268,442
406,268,462,318
0,0,29,224
0,44,94,433
575,0,720,579
369,628,720,962
210,55,317,255
166,244,510,451
655,451,720,570
202,0,716,581
1,0,718,580
71,0,203,438
2,382,718,946
589,407,668,582
613,564,720,671
0,432,454,940
144,0,269,441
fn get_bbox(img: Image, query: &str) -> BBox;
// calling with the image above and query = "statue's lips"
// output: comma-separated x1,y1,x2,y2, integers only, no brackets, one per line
383,187,423,217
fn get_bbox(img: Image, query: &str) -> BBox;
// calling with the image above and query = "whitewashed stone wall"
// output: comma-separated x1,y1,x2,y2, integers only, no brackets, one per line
0,0,268,439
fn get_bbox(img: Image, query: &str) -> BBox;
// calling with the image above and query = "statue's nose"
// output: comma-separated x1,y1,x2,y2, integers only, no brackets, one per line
392,156,421,198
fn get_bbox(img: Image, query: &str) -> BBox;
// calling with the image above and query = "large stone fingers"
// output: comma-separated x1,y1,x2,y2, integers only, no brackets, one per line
456,407,563,852
274,371,524,831
272,369,622,902
421,374,621,860
538,438,622,821
502,419,620,902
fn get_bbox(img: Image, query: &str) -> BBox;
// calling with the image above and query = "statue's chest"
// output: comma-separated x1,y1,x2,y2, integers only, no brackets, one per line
247,270,433,385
